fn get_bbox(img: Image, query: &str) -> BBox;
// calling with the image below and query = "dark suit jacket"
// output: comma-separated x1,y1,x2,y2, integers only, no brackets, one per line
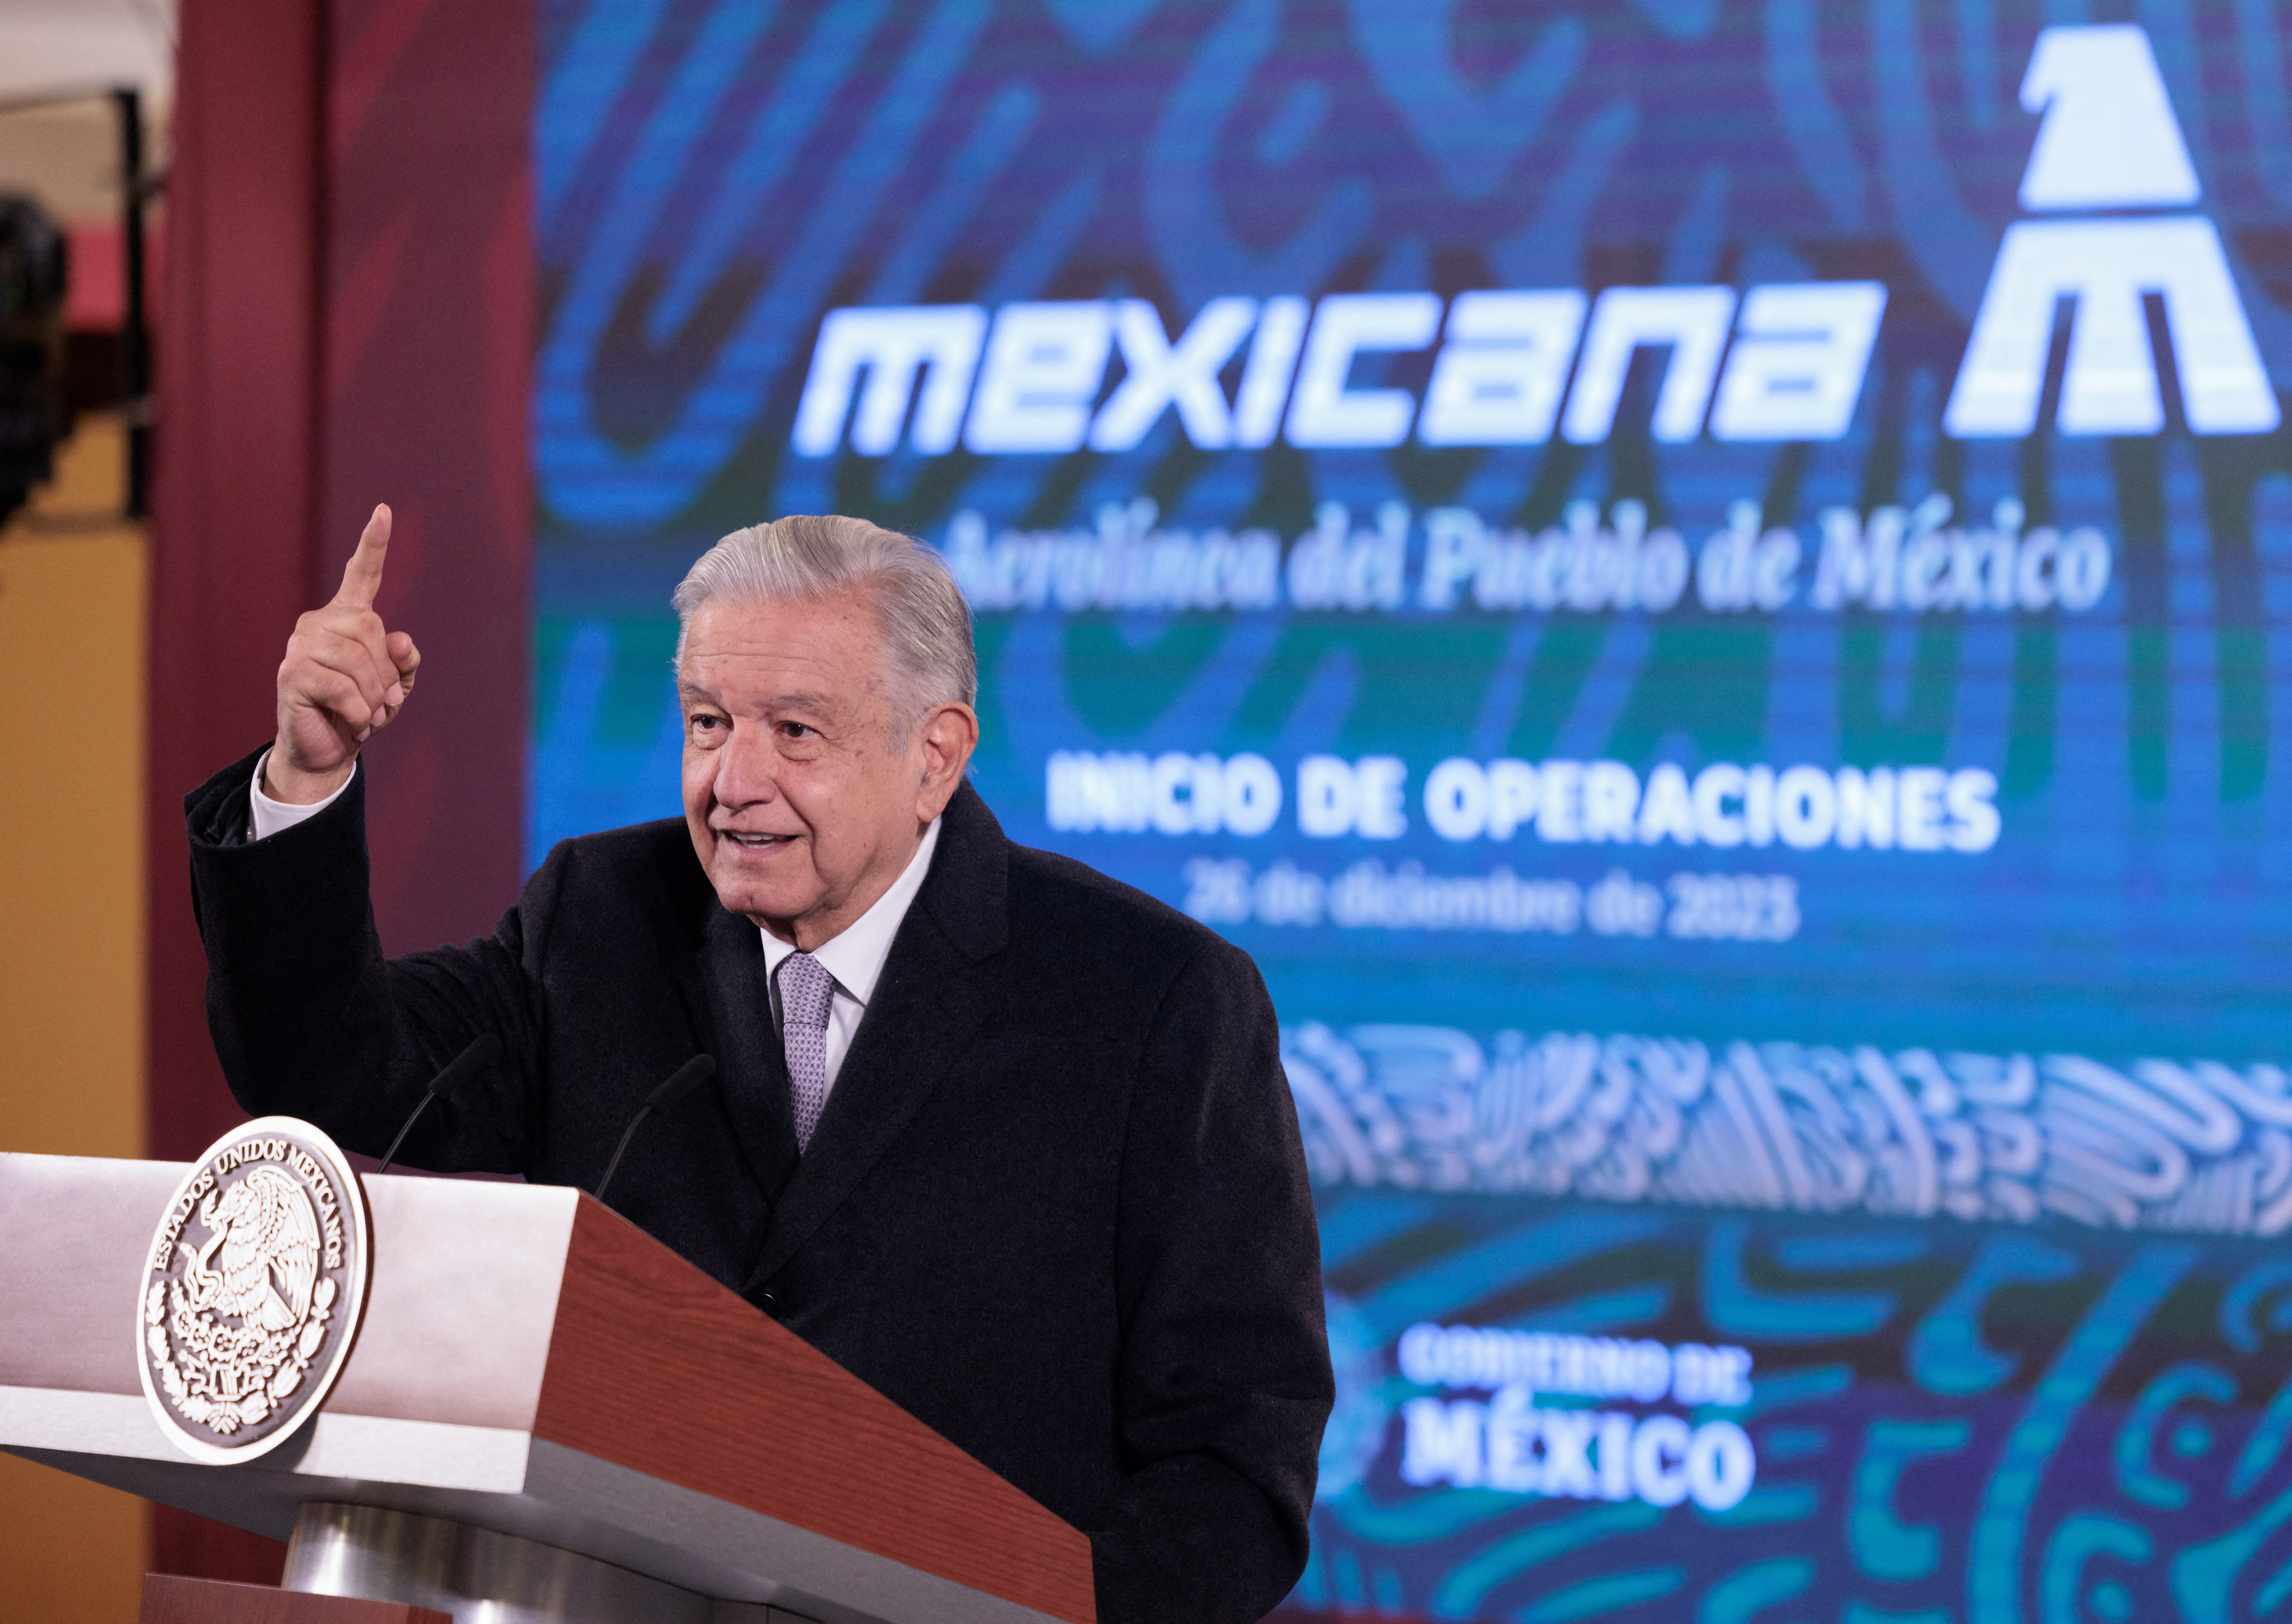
186,748,1332,1624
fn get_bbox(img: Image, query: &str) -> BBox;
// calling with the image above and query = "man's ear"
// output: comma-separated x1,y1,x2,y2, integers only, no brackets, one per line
914,702,980,819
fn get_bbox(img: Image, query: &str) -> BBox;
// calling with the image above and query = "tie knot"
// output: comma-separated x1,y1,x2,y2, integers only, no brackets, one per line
777,951,835,1030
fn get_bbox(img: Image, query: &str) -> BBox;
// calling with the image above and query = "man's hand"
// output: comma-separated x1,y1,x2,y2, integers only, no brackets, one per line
266,504,422,804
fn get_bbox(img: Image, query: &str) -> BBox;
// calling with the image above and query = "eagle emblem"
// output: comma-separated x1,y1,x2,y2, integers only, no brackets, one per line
137,1118,370,1463
180,1164,322,1335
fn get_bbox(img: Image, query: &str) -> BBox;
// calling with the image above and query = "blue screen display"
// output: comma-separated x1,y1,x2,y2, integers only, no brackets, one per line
534,3,2292,1615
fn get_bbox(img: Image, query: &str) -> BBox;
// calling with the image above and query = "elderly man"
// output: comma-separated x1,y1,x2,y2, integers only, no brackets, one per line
184,507,1332,1624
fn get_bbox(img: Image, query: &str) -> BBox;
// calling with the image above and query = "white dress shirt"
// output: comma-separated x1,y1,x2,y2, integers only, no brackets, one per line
248,748,941,1102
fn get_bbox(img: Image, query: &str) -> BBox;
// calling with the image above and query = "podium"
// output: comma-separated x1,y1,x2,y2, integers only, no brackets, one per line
0,1151,1096,1624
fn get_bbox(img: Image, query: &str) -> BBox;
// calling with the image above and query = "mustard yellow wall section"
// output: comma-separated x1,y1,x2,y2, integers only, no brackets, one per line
1,412,153,1621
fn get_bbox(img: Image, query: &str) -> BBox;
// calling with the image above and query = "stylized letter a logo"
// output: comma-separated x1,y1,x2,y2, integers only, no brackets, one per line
1944,26,2280,439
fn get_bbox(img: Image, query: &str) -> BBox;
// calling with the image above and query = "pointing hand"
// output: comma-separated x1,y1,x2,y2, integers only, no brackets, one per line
266,504,422,804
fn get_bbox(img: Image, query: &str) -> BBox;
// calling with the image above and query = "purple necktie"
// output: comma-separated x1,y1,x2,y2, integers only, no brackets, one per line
777,951,835,1150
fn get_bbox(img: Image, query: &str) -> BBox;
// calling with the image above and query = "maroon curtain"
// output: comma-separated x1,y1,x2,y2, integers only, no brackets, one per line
319,0,534,960
147,0,532,1581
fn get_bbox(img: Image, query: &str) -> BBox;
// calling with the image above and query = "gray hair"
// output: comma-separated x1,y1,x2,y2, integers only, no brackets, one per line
671,515,976,729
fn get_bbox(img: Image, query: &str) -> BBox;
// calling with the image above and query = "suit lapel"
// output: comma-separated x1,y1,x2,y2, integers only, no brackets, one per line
692,905,800,1201
743,782,1010,1292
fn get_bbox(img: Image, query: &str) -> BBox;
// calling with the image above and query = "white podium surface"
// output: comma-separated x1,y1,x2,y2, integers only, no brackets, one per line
0,1152,1094,1624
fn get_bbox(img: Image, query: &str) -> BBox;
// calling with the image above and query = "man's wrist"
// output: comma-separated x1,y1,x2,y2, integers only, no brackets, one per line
249,748,357,843
262,749,356,805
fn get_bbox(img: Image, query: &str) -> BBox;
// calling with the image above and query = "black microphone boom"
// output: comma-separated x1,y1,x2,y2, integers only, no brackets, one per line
375,1032,501,1176
594,1055,716,1208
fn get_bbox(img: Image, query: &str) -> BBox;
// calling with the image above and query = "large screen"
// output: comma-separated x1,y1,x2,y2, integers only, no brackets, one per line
533,3,2292,1616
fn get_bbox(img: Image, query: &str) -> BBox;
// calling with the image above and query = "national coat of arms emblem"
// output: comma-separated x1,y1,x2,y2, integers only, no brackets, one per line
136,1117,371,1463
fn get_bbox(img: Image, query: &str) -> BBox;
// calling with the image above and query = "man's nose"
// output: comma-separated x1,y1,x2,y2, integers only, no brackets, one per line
711,724,782,808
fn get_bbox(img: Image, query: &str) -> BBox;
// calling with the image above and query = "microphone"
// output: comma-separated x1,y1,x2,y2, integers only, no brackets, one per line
375,1032,501,1175
594,1055,716,1208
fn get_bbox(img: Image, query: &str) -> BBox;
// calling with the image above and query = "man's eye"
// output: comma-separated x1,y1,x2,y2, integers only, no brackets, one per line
780,721,816,738
689,713,724,732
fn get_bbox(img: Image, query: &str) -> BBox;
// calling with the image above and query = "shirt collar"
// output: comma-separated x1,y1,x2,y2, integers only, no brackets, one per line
757,816,942,1006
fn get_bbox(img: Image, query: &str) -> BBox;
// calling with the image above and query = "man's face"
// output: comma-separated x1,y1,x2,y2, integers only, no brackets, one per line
679,591,973,947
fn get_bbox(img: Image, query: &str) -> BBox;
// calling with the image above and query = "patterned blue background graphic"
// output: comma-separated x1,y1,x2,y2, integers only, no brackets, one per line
533,1,2292,1615
1307,1195,2292,1623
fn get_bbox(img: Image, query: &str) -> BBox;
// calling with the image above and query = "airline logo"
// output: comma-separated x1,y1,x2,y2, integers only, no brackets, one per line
790,26,2276,461
790,279,1884,458
1945,25,2278,436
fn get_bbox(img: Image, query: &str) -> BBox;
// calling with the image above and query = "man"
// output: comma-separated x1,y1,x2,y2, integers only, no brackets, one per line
186,507,1332,1624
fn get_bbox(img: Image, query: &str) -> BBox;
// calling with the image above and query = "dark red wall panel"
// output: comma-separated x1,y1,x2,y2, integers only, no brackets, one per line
319,0,532,960
148,0,327,1165
146,0,532,1581
147,3,323,1579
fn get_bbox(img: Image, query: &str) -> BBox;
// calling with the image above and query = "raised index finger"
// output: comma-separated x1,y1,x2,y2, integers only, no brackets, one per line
333,503,394,609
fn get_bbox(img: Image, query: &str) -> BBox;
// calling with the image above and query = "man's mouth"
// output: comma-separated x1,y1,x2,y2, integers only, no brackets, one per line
720,830,796,850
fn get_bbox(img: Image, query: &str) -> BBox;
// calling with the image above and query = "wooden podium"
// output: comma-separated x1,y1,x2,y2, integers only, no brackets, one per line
0,1151,1096,1624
